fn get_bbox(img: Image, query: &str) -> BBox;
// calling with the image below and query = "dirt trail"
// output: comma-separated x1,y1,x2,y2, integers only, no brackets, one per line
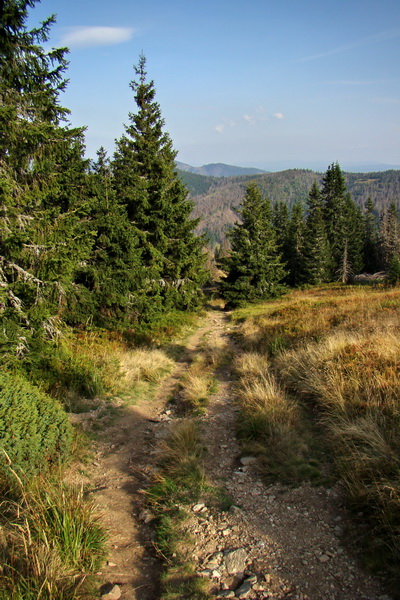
81,309,391,600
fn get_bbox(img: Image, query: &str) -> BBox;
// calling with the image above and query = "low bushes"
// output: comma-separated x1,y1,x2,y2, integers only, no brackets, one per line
0,371,73,486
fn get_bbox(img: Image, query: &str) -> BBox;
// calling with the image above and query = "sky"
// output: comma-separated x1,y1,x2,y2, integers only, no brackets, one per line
27,0,400,171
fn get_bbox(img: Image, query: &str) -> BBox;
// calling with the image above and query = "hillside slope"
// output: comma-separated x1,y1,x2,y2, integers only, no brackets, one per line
181,168,400,246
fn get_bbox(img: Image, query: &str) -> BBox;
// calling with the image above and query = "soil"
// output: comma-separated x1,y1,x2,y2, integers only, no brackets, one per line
73,309,392,600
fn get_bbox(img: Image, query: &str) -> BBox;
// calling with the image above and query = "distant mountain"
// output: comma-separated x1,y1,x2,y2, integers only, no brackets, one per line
176,161,267,177
342,163,400,173
179,168,400,247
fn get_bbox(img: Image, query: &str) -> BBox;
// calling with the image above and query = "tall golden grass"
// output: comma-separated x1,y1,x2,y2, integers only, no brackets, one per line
233,284,400,577
233,352,318,483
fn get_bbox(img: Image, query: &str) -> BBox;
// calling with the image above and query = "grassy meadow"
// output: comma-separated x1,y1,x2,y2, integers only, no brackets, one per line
231,284,400,579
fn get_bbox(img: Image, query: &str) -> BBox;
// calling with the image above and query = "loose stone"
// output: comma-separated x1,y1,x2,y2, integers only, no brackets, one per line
100,584,122,600
224,548,247,574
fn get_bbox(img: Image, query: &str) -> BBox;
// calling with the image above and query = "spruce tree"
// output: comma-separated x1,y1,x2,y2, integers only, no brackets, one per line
220,183,286,307
321,163,362,282
0,0,93,357
286,201,306,287
273,200,290,280
112,55,207,314
302,182,330,285
379,202,400,269
78,148,145,326
363,198,380,273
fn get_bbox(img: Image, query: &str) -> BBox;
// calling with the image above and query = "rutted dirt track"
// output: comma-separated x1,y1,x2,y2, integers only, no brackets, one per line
80,310,391,600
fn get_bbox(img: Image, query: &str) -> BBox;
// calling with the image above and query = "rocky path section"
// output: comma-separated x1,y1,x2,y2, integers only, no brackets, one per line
74,315,219,600
76,310,391,600
181,311,391,600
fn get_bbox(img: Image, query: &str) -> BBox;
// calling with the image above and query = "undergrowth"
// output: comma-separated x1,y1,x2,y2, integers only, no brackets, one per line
0,470,106,600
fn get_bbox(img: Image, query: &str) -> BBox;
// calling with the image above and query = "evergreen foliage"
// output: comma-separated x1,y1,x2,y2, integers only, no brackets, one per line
0,371,73,483
286,201,306,287
273,200,290,270
363,198,380,273
302,182,330,284
220,183,286,307
112,55,207,315
379,202,400,269
321,163,363,282
78,147,145,327
0,0,94,357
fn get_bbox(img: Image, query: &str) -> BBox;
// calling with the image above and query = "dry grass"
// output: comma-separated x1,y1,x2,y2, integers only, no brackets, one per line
0,474,106,599
118,348,174,386
234,352,321,483
233,284,400,577
233,285,400,355
179,347,220,411
276,331,400,418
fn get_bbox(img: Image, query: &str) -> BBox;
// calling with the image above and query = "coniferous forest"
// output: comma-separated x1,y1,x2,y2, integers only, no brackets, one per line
2,1,400,599
219,163,400,307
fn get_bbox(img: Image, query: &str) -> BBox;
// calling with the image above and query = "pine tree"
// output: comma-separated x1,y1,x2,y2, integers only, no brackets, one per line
286,201,306,287
0,0,93,357
363,198,380,273
78,147,145,326
379,202,400,269
220,183,286,307
321,163,362,282
112,55,207,314
302,182,330,285
273,200,290,263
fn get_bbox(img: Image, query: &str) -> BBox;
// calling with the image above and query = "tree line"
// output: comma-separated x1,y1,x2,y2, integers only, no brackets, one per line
219,163,400,307
0,2,207,367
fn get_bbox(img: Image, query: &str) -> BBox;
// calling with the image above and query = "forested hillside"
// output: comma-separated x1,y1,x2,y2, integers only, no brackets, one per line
180,168,400,246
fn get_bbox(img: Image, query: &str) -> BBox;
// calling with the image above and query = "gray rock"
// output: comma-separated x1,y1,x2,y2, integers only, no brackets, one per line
240,456,257,466
224,548,247,574
101,583,122,600
235,580,252,597
319,554,330,563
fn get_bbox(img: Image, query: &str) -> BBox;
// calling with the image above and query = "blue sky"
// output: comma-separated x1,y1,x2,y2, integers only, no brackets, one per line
28,0,400,171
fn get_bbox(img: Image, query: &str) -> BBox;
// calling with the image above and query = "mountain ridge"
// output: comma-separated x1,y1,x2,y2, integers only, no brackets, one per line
178,167,400,246
176,161,267,177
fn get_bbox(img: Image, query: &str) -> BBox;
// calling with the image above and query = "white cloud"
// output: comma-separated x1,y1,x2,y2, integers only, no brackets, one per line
274,112,284,119
61,26,135,49
214,120,235,134
243,114,256,125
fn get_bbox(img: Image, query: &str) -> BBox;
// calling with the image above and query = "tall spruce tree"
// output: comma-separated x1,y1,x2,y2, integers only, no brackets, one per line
363,198,380,273
302,182,330,284
0,0,93,357
286,201,306,287
273,200,291,273
77,148,145,327
112,55,207,314
379,202,400,269
321,163,362,282
220,183,286,307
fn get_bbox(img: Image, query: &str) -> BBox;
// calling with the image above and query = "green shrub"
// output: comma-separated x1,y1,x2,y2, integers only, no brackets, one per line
0,372,73,484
